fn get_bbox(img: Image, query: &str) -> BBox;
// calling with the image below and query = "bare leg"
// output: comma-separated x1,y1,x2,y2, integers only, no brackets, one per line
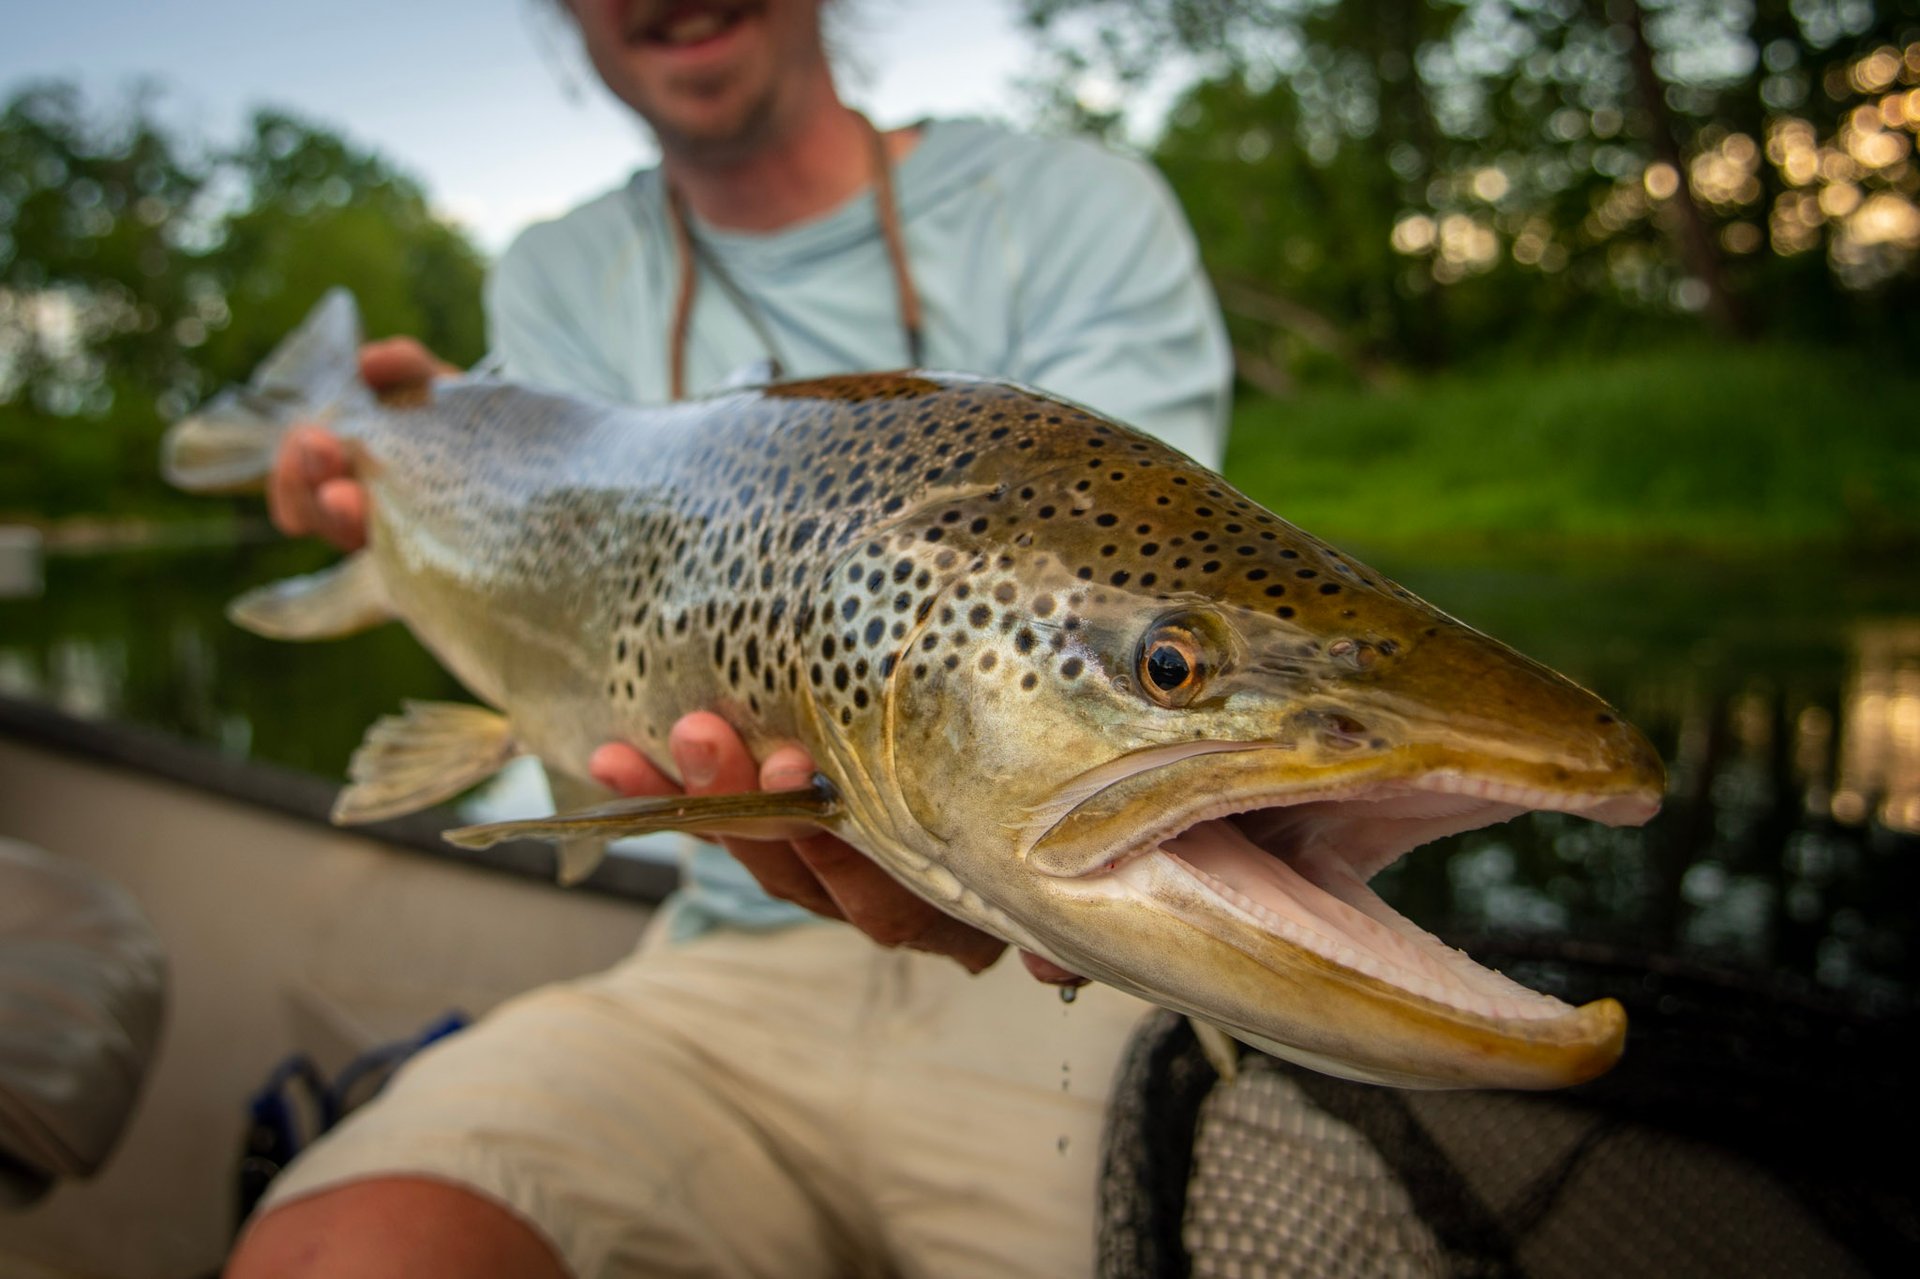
226,1177,566,1279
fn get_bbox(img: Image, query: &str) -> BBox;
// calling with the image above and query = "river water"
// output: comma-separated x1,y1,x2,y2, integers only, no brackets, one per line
2,535,1915,1013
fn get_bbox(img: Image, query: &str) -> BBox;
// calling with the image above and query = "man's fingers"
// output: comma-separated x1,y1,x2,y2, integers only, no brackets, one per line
271,425,361,550
765,741,1005,971
315,479,368,551
647,717,1002,974
588,742,678,799
900,911,1008,975
359,337,457,390
577,728,1036,982
1019,950,1088,987
792,834,1007,973
267,440,309,538
669,712,759,794
720,840,848,921
265,341,450,552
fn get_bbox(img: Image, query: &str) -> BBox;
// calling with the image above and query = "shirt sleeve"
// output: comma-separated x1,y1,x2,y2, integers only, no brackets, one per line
1001,142,1233,470
484,217,637,401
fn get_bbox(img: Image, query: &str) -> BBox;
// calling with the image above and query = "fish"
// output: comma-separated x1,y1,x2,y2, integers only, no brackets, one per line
163,290,1664,1090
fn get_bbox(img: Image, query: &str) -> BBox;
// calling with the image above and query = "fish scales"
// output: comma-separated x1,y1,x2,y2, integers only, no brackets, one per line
367,373,1378,817
165,292,1666,1090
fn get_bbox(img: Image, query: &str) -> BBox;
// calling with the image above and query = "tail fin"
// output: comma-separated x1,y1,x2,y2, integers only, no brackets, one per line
161,289,371,493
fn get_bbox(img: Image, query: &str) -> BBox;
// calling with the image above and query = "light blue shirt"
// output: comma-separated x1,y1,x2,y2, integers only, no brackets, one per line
485,118,1233,937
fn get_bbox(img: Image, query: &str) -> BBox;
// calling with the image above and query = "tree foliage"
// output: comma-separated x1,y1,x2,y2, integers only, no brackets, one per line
1021,0,1920,388
0,83,486,521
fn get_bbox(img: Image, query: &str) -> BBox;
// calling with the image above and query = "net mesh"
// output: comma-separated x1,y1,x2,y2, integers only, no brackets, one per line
1097,942,1917,1279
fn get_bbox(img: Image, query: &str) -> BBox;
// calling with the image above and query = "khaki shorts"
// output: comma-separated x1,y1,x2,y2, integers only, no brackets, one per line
260,910,1152,1278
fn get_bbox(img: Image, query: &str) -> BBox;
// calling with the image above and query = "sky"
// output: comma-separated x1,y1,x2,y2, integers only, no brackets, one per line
1,0,1043,254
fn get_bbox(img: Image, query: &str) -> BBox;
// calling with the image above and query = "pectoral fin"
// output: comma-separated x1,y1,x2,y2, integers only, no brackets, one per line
229,552,391,640
333,701,520,824
543,767,616,886
444,777,840,854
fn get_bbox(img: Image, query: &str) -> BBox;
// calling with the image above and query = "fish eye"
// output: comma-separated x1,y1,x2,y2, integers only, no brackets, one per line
1136,620,1207,707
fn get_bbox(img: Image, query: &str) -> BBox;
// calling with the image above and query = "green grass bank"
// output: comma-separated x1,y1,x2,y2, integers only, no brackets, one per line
1221,343,1920,555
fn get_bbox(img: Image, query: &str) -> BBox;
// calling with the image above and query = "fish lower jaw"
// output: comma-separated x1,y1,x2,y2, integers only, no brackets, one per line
1094,777,1643,1028
1132,844,1570,1026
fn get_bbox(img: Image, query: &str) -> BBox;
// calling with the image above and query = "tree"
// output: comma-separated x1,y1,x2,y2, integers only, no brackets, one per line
1020,0,1920,386
0,84,486,522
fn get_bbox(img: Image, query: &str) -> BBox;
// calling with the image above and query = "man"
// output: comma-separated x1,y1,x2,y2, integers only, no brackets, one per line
229,1,1231,1275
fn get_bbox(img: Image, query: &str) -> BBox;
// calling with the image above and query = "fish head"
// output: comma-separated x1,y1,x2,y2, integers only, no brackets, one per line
864,421,1662,1090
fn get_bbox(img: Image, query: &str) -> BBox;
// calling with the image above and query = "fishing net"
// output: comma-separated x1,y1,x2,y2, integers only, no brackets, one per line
1097,940,1918,1278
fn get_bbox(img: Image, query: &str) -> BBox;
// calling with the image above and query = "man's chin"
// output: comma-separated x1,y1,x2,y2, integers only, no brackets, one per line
647,93,782,166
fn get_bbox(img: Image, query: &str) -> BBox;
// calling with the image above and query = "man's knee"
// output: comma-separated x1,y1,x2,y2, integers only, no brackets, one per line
226,1176,566,1279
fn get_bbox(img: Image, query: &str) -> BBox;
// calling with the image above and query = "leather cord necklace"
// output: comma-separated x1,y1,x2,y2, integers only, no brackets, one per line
662,110,924,401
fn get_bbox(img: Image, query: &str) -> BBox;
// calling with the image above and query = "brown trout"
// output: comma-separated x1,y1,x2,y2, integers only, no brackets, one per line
165,291,1663,1089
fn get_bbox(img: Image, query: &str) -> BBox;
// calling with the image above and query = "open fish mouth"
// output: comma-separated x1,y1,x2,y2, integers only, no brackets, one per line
1106,776,1652,1024
1020,743,1659,1084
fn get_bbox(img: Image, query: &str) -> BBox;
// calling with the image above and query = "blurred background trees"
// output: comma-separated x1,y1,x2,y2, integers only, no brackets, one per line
1021,0,1920,390
0,84,484,521
2,0,1917,542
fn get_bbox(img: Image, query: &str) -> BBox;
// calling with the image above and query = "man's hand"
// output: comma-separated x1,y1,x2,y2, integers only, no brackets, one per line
590,715,1084,984
268,338,456,551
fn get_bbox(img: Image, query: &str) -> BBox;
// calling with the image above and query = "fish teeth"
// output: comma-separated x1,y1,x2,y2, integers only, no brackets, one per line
1166,855,1565,1023
1417,771,1605,814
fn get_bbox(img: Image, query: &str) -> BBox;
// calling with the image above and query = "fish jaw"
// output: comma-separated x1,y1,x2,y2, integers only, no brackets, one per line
1013,743,1659,1090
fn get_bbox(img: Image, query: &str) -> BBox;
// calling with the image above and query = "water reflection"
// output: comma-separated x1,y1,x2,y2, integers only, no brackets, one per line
0,526,43,600
1,541,1915,1010
1834,621,1920,834
0,540,462,777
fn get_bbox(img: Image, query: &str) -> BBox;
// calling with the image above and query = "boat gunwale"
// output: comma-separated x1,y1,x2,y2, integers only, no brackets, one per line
0,693,678,903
